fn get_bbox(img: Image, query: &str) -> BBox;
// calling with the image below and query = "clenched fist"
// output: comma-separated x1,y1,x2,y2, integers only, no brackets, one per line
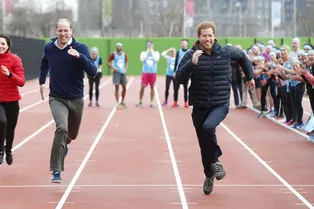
192,50,203,65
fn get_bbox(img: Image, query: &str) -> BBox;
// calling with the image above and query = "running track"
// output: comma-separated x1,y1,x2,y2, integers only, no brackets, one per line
0,76,313,209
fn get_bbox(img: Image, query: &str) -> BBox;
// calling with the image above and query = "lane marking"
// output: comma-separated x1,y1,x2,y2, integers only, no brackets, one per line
11,78,112,153
296,203,314,206
229,94,312,141
1,184,314,188
55,77,134,209
20,86,48,96
20,78,88,96
246,104,310,140
155,87,188,209
19,98,48,112
221,122,314,209
284,191,308,194
19,79,89,112
171,203,197,205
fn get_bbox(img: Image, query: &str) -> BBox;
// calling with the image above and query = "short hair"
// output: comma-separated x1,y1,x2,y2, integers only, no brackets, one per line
181,39,188,43
196,21,216,36
56,18,72,29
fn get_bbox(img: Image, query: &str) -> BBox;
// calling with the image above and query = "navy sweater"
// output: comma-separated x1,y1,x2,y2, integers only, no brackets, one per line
39,37,97,99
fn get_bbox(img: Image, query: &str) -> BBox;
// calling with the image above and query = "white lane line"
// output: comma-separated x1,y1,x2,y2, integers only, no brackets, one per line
221,122,314,209
1,184,314,188
11,78,112,153
19,79,89,112
19,98,48,113
155,87,188,209
55,77,134,209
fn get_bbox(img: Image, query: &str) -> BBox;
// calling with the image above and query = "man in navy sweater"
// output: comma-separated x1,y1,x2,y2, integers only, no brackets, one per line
39,18,97,183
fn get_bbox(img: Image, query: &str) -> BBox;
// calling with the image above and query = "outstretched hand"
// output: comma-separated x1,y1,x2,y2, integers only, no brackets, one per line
68,46,80,58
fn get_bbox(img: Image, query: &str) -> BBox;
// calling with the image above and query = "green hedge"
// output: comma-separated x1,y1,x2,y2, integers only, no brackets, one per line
44,37,314,76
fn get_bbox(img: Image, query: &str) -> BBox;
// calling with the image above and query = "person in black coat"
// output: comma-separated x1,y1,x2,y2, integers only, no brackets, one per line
175,21,255,195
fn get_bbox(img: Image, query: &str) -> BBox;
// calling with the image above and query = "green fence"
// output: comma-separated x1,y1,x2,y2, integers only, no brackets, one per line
44,37,314,76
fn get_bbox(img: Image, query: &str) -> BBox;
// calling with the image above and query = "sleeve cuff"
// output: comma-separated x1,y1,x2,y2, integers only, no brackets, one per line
8,72,13,78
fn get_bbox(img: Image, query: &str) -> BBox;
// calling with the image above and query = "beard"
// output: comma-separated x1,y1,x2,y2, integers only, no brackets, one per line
201,41,213,51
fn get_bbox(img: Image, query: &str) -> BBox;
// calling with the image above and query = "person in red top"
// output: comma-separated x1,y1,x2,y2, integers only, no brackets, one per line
0,34,25,165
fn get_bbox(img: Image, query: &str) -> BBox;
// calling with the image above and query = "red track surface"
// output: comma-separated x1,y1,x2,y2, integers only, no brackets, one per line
0,76,313,209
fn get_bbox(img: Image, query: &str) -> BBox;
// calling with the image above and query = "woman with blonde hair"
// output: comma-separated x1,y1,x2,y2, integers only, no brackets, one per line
275,45,294,125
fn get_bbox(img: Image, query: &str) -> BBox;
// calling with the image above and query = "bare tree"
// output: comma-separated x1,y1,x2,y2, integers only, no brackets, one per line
297,9,314,37
7,0,73,38
7,1,35,37
139,0,184,37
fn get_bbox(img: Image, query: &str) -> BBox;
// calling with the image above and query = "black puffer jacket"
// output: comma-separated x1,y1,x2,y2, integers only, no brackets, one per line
176,40,254,109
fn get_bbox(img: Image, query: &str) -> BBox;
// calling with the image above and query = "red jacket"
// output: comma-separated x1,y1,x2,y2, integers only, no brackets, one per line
0,51,25,102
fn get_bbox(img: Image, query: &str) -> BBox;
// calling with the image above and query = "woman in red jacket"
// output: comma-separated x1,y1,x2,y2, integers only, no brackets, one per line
0,34,25,165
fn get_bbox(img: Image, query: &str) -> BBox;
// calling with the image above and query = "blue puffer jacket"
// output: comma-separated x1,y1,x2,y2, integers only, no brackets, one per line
176,40,254,109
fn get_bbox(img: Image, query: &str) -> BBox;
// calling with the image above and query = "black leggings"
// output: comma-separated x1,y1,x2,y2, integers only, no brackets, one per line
0,101,20,154
165,75,175,101
291,83,305,124
276,86,284,117
282,86,294,122
88,73,102,102
260,79,277,112
306,85,314,113
174,80,188,102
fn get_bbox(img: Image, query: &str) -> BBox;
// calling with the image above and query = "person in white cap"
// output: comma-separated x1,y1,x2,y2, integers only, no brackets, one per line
107,42,128,108
290,37,301,59
268,40,275,47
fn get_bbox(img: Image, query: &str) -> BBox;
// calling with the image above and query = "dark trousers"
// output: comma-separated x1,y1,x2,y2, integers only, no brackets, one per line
231,81,242,106
306,85,314,113
191,103,229,178
276,86,284,117
0,101,20,154
261,79,277,112
174,80,188,102
165,75,175,101
291,83,305,124
88,73,102,102
282,86,293,122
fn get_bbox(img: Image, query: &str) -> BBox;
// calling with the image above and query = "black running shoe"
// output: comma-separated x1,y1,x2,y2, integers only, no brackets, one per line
212,161,226,180
6,153,12,165
203,175,215,195
0,151,4,164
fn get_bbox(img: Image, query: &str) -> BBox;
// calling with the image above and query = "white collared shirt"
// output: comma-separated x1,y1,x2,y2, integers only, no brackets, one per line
54,38,73,50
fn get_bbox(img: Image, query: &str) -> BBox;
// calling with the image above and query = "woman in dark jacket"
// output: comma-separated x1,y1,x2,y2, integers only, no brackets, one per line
0,34,25,165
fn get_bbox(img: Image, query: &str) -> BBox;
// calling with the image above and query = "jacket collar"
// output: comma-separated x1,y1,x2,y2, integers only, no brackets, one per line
0,50,12,58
